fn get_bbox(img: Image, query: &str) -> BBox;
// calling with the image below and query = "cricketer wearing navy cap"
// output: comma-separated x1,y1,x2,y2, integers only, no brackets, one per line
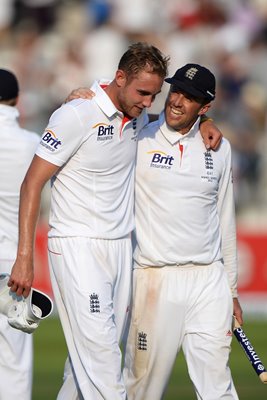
123,61,242,400
0,69,19,101
165,63,216,103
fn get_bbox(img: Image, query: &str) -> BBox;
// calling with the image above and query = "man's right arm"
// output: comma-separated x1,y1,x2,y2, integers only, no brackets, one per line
8,155,59,298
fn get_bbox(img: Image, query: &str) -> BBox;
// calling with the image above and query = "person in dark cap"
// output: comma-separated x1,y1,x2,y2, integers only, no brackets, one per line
0,68,40,400
123,63,243,399
164,63,216,101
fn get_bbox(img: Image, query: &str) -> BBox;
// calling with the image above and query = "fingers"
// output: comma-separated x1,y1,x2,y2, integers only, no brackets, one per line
64,87,95,103
76,88,95,98
204,135,220,151
235,311,244,326
209,135,221,151
204,139,211,150
233,298,243,326
8,277,31,298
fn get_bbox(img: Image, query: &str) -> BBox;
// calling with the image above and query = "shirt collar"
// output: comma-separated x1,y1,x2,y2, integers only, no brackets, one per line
0,104,19,121
159,111,200,145
91,79,148,130
91,79,120,118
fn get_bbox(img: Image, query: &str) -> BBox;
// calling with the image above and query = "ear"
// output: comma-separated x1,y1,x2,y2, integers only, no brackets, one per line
199,102,211,116
115,69,127,88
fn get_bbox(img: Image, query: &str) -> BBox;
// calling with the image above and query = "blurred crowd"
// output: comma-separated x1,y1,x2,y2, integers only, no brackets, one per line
1,0,267,224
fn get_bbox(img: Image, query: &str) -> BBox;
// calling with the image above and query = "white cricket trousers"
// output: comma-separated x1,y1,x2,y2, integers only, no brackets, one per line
123,261,239,400
48,236,132,400
0,260,33,400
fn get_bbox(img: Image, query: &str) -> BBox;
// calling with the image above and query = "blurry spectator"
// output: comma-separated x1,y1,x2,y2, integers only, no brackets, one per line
49,38,88,103
208,51,264,210
0,0,15,35
13,0,59,33
111,0,159,35
82,24,128,83
86,0,113,27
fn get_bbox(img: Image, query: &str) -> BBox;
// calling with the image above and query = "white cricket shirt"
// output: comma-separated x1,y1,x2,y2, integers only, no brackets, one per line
0,105,40,260
134,111,238,296
36,80,148,239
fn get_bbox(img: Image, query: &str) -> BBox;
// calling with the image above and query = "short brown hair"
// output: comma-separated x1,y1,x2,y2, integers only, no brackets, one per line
118,42,169,80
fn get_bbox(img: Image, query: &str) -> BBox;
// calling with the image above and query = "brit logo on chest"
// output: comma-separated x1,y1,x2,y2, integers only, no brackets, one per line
148,150,174,170
94,122,115,141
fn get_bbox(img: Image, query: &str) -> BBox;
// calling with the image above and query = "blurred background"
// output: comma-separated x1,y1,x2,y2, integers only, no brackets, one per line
1,0,267,398
0,0,267,400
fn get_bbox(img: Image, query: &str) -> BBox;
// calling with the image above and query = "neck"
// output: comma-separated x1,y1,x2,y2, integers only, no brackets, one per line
0,98,17,107
104,80,122,112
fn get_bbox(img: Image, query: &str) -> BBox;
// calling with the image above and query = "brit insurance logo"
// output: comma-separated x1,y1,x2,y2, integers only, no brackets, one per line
93,122,114,141
148,150,174,170
41,129,62,152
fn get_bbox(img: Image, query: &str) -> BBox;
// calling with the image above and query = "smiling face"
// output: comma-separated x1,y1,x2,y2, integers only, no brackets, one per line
164,85,211,134
114,68,164,118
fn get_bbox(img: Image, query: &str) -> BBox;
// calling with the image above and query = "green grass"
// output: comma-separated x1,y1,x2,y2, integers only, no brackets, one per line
33,317,67,399
33,317,267,399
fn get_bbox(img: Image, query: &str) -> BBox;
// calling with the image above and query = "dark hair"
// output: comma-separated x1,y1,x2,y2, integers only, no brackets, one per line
118,42,169,80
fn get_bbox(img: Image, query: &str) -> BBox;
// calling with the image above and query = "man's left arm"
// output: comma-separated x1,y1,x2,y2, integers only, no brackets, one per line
217,140,243,326
199,115,222,150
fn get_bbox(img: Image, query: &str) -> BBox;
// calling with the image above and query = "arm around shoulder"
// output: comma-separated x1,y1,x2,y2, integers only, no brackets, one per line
199,115,223,150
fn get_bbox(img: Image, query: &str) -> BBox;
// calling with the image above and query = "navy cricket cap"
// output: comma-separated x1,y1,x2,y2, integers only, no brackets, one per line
0,69,19,101
165,63,216,102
